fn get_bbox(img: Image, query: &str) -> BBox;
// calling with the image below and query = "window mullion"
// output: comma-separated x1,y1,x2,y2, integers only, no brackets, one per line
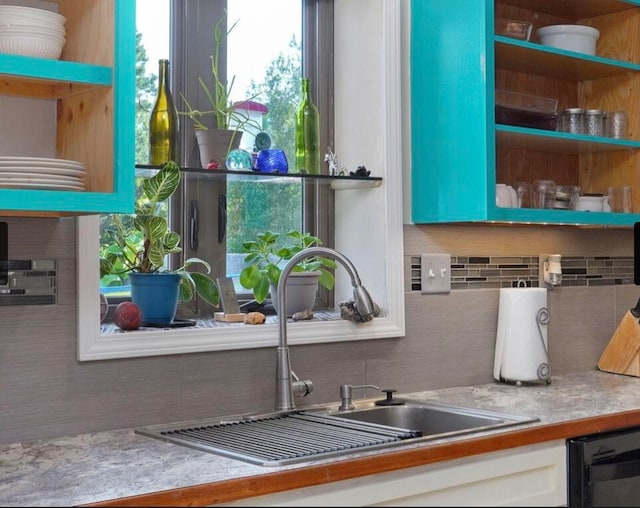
171,0,229,317
303,0,335,308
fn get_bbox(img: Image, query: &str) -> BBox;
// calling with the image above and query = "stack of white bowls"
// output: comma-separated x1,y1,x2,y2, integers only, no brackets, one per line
0,5,66,59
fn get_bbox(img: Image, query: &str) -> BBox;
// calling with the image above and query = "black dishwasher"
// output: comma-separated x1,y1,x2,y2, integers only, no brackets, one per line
568,426,640,507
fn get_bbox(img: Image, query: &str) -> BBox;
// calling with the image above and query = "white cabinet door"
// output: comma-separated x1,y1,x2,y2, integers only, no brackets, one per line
219,441,566,507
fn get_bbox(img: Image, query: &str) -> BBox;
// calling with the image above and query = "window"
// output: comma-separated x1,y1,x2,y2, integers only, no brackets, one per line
78,0,405,361
100,0,332,316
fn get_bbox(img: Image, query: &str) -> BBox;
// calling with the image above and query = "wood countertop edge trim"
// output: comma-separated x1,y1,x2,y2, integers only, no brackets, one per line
83,409,640,507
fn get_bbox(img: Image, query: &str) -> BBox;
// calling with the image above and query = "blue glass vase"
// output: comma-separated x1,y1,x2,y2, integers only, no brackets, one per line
254,149,289,173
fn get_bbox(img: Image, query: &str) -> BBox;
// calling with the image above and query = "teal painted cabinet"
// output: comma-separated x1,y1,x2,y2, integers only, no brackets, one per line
411,0,640,226
0,0,135,215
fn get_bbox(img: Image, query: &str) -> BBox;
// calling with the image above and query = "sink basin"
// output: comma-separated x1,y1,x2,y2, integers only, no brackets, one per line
135,399,539,467
319,399,538,439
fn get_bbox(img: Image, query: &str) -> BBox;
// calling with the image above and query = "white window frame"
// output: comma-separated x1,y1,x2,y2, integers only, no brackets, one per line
77,0,404,361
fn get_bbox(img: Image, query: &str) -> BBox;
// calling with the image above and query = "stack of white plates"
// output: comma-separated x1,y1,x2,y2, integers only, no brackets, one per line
0,5,66,59
0,156,85,191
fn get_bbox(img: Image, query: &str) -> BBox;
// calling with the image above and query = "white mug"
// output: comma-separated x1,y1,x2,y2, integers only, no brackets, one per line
496,184,517,208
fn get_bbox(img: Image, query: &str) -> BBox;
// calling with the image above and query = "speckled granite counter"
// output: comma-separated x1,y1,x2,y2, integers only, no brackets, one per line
3,370,640,507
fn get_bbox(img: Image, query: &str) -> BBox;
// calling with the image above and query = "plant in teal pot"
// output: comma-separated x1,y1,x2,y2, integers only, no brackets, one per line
100,161,219,326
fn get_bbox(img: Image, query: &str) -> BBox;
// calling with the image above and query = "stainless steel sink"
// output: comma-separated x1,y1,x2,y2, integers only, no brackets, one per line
318,399,538,439
135,399,539,467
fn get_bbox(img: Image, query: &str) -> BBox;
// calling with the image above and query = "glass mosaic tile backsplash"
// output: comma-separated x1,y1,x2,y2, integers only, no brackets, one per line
409,255,634,291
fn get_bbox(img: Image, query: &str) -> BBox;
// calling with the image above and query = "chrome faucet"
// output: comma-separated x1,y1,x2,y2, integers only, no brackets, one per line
275,247,377,412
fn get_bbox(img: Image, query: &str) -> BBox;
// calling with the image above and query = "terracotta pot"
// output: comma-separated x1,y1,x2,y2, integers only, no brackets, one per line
195,129,241,169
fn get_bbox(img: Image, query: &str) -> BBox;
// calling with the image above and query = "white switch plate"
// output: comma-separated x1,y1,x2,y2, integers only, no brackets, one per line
421,254,451,294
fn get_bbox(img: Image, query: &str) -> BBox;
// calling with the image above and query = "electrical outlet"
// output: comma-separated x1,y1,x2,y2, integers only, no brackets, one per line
421,254,451,294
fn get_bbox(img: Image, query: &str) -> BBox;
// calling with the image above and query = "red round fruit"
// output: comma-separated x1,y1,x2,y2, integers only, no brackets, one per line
113,302,142,330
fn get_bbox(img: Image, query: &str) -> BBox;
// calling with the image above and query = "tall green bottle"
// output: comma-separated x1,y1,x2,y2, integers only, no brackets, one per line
295,78,320,174
149,59,179,165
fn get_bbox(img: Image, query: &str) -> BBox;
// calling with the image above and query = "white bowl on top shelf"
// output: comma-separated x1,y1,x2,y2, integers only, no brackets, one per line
536,24,600,56
0,5,66,27
0,23,65,38
0,28,65,59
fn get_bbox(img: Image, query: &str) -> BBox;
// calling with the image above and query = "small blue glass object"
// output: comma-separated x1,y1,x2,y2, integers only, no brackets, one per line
225,148,253,170
254,149,288,173
254,131,272,151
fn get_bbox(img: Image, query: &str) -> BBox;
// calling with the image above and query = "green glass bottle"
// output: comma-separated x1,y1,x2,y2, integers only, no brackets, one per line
295,78,320,174
149,59,179,165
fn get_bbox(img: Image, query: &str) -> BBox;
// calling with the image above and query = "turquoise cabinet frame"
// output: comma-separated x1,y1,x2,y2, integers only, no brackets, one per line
0,0,135,215
411,0,640,227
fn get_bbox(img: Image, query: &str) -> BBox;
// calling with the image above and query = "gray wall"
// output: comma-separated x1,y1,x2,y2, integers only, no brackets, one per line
1,217,635,444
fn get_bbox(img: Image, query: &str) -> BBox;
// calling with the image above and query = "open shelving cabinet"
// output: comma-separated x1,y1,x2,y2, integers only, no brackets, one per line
0,0,135,217
411,0,640,227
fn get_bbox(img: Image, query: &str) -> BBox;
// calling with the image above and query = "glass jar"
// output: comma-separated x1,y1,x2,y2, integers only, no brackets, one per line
606,110,627,139
562,108,585,134
585,109,604,136
532,180,557,209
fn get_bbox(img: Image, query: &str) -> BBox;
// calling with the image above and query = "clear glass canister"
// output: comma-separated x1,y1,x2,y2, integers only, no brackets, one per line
585,109,604,137
562,108,585,134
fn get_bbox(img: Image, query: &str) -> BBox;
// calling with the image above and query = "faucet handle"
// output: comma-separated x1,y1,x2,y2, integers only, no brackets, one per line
292,379,313,397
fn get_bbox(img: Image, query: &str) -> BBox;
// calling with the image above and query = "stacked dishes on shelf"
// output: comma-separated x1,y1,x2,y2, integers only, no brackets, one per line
0,5,66,59
0,157,86,191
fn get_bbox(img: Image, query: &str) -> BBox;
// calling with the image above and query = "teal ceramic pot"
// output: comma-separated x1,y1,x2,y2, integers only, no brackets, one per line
128,272,181,326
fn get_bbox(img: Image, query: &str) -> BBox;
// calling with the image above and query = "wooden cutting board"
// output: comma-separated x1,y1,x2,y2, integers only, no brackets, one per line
598,310,640,377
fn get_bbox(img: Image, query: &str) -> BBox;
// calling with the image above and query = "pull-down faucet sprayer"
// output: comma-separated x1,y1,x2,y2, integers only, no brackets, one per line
275,247,376,412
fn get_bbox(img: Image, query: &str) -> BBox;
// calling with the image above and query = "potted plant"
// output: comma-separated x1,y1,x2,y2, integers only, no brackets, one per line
179,12,263,169
239,230,336,316
100,161,219,325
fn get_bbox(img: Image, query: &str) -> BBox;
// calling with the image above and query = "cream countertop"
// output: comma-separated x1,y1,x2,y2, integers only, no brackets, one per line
2,370,640,506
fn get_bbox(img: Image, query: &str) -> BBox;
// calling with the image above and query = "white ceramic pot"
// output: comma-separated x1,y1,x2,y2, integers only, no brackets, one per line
536,24,600,56
270,271,320,317
194,129,241,169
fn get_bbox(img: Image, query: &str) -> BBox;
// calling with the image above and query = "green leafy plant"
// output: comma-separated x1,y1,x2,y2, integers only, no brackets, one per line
100,161,219,307
239,230,336,304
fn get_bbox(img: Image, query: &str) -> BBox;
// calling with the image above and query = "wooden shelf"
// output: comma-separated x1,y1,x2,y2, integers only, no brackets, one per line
490,206,639,226
496,125,640,154
501,0,640,20
495,38,640,81
0,54,112,100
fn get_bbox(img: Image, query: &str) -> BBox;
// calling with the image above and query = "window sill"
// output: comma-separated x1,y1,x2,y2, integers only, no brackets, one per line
82,314,401,361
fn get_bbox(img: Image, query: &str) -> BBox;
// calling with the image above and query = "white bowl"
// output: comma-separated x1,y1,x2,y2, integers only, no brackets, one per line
0,31,65,59
0,24,65,38
575,195,604,212
0,5,66,26
536,24,600,56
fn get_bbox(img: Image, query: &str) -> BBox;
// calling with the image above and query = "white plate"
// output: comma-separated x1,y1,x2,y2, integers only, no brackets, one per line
0,171,83,183
0,164,85,176
0,181,83,191
0,177,83,188
0,156,85,169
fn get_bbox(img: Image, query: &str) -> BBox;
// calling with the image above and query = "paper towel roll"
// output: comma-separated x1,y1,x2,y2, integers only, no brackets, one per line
494,287,550,384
